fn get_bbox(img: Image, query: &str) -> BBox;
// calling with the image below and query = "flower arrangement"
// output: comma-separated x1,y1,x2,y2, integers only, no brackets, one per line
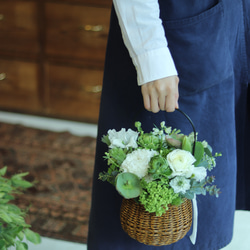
99,121,221,216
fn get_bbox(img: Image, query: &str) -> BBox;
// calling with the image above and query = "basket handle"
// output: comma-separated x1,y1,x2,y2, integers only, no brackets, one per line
175,108,196,155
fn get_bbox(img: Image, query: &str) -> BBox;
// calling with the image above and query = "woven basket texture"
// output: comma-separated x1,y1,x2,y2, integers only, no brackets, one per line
120,198,193,246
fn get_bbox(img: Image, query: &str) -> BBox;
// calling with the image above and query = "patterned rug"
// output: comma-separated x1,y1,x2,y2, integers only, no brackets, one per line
0,122,96,244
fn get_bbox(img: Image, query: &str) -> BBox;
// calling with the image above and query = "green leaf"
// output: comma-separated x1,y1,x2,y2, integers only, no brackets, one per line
194,141,204,166
204,146,212,157
12,172,30,179
196,160,208,168
17,230,25,241
101,135,110,146
171,197,184,206
11,179,33,189
0,192,6,198
16,241,28,250
0,239,6,249
24,229,41,244
184,190,195,200
0,167,7,176
0,195,15,204
182,136,192,153
0,211,13,223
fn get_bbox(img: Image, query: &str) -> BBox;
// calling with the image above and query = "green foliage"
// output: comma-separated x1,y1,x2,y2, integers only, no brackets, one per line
182,136,192,153
194,141,204,166
99,148,128,185
101,134,111,146
0,167,41,250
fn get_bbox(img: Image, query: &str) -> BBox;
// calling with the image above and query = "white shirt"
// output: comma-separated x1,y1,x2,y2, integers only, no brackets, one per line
113,0,178,85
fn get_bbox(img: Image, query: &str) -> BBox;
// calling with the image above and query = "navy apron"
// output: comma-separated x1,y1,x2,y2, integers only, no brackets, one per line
87,0,250,249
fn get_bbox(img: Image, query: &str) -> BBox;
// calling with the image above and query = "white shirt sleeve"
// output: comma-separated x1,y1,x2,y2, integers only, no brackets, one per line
113,0,178,86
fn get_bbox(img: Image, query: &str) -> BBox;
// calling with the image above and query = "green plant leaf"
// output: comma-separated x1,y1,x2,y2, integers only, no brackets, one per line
0,167,7,176
12,172,30,179
184,190,195,200
0,239,6,249
24,228,41,244
101,135,110,146
0,192,5,198
0,211,13,223
16,241,28,250
182,135,192,153
17,230,25,241
204,144,213,157
194,141,204,166
11,179,33,189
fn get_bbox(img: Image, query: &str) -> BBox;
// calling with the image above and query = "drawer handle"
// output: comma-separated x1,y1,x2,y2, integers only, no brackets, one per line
0,73,6,81
84,85,102,93
81,25,104,32
0,14,4,21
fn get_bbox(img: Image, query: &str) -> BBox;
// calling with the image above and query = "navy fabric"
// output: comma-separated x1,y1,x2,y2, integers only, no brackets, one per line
87,0,250,249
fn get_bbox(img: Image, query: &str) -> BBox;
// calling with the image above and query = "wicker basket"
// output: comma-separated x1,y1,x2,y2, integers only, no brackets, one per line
120,198,193,246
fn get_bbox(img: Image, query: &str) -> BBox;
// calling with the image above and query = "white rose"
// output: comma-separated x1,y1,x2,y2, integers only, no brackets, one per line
167,149,196,178
193,166,207,182
108,128,138,149
120,149,157,179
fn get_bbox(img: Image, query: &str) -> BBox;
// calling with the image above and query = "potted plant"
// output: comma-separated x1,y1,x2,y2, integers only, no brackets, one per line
0,166,41,250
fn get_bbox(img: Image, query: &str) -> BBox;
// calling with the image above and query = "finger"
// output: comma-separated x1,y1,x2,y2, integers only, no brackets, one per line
150,91,160,113
175,99,179,109
159,94,166,111
141,86,152,111
165,91,176,112
142,93,151,111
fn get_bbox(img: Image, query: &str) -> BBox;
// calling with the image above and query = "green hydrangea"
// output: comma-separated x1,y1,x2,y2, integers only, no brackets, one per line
139,179,179,216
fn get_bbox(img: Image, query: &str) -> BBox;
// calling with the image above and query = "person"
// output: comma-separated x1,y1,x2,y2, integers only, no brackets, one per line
87,0,250,249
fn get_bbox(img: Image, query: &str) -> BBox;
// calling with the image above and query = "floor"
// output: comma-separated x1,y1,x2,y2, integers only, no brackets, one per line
0,111,249,250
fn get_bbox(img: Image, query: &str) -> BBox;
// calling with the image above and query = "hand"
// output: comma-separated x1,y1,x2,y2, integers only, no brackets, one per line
141,75,179,113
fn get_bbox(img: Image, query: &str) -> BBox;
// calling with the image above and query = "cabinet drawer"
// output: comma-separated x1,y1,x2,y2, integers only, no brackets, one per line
0,59,40,112
0,1,39,55
46,64,102,122
45,3,111,63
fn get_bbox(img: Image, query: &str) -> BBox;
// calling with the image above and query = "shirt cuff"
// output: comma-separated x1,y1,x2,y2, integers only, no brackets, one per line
132,47,178,85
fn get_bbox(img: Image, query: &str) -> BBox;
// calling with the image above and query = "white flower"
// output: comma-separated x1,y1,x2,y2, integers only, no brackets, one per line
167,149,196,178
120,149,157,179
164,126,172,134
108,128,138,149
202,140,208,148
193,167,207,182
152,128,163,136
170,176,191,194
160,121,166,128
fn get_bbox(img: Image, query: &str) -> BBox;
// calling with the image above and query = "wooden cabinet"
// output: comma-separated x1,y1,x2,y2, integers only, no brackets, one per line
46,64,103,120
0,1,40,57
0,59,40,111
45,3,110,63
0,0,112,123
